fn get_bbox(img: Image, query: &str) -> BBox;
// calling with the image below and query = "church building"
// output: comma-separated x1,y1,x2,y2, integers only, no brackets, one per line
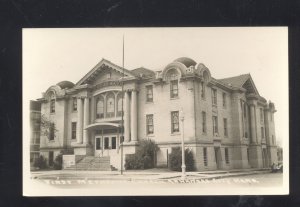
36,57,278,171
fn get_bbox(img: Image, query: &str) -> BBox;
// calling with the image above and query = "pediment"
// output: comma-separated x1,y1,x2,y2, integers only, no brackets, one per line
242,76,259,95
75,59,135,86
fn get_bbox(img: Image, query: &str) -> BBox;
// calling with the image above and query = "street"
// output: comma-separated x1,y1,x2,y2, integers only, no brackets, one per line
30,170,283,191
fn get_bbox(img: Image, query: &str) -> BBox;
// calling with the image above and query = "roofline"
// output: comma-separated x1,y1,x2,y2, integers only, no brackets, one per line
75,58,136,87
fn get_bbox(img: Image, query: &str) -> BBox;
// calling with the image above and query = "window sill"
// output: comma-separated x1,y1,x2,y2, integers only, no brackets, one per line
146,134,155,137
145,101,154,104
171,132,180,136
170,97,179,100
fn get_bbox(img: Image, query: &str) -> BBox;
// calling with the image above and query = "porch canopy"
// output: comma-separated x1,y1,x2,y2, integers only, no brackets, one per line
84,122,121,130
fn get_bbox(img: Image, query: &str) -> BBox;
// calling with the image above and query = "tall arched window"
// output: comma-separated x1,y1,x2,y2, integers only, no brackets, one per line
166,69,179,98
106,93,115,118
117,93,124,117
96,96,104,119
49,92,56,113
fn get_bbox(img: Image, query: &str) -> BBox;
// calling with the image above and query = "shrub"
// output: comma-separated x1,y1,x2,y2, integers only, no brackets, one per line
53,149,73,170
125,139,159,170
33,155,48,169
169,147,195,172
53,153,63,170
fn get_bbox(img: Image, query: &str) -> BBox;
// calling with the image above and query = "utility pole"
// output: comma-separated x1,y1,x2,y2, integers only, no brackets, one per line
120,35,125,175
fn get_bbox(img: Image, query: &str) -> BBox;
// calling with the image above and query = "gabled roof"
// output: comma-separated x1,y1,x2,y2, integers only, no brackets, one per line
218,73,259,95
75,58,136,86
131,67,155,78
218,74,251,88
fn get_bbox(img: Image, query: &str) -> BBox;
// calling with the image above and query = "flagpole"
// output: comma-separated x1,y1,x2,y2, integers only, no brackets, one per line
120,35,124,175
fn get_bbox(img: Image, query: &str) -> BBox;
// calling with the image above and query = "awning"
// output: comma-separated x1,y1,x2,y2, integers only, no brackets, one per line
84,122,121,130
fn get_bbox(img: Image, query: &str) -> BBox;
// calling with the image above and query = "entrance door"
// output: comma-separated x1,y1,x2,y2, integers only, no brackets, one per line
95,137,102,156
214,147,222,169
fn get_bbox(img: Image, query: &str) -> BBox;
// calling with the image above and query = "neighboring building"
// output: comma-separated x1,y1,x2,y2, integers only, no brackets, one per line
36,57,278,171
30,100,41,165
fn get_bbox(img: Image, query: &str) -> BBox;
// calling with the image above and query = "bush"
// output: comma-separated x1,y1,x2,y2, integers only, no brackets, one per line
169,147,195,172
33,155,48,169
125,139,159,170
53,149,73,170
53,153,63,170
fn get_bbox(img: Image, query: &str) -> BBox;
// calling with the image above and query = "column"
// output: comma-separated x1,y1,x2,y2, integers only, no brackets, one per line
249,104,257,144
83,97,90,144
76,98,83,144
90,96,95,123
131,90,138,142
124,91,130,142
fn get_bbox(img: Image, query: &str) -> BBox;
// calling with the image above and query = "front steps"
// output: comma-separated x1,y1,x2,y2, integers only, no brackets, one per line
65,156,117,171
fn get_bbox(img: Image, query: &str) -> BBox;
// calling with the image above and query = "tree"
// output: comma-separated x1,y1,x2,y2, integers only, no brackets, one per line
40,114,58,140
169,147,195,172
125,139,159,170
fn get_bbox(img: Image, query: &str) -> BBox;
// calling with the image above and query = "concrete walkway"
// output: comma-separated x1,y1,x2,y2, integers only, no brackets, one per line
31,168,272,181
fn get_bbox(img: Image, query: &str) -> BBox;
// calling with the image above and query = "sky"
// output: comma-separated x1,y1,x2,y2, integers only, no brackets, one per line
23,27,288,146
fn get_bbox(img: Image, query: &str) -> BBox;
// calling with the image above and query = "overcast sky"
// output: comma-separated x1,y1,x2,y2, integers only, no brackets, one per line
23,27,288,146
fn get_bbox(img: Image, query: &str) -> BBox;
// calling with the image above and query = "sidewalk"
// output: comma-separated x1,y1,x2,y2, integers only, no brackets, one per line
31,168,272,181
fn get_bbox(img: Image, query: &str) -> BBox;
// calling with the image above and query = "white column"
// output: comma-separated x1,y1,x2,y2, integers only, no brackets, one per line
83,97,90,144
250,104,257,144
131,90,138,142
76,98,83,144
124,91,130,142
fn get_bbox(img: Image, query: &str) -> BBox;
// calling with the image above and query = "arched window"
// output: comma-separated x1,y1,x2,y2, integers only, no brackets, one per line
166,69,179,98
49,92,55,113
96,96,104,119
117,93,124,117
106,93,115,118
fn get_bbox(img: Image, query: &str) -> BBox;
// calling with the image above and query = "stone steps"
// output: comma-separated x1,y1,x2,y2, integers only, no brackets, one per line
65,156,115,171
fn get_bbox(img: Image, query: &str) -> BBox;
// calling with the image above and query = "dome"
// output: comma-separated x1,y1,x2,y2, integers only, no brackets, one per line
56,81,74,89
174,57,197,68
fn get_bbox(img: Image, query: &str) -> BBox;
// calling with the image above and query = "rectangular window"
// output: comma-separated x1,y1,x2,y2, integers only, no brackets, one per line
201,82,206,99
146,114,154,134
49,123,55,140
203,147,208,167
212,116,218,135
223,118,228,137
146,85,153,102
261,127,264,139
50,99,55,113
212,88,217,105
272,135,274,145
202,111,206,133
104,137,109,149
111,137,116,149
225,148,230,164
260,108,264,122
171,111,179,133
73,98,77,111
222,93,226,108
170,80,179,98
96,138,102,150
71,122,76,140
